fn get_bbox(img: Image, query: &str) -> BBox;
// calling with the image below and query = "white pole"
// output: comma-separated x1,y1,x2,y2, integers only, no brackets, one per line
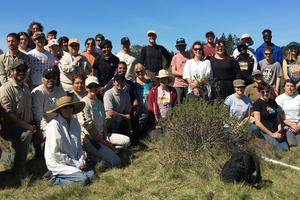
261,156,300,171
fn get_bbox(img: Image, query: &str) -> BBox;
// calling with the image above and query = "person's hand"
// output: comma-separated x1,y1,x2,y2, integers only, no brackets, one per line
42,131,46,140
27,124,37,133
190,82,197,89
193,88,200,97
275,91,279,96
99,87,105,95
290,123,298,133
129,129,134,135
75,56,82,62
123,114,130,120
155,125,161,129
80,161,85,169
272,131,283,139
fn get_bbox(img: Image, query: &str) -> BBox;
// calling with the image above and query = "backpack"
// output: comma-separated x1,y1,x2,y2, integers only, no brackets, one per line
220,152,261,184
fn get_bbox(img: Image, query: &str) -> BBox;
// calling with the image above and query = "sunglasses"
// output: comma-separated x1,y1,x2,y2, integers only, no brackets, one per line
87,84,99,89
70,44,79,48
135,70,144,74
264,53,272,56
260,90,269,94
148,34,156,37
193,48,202,51
96,39,102,42
86,43,94,46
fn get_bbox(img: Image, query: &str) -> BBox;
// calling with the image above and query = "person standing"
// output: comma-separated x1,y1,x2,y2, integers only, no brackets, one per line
0,33,31,86
259,46,282,96
116,37,139,81
203,31,215,58
140,30,171,79
28,32,55,87
44,30,57,52
255,29,282,65
171,38,189,104
59,38,91,92
0,63,36,178
94,34,105,55
18,32,31,54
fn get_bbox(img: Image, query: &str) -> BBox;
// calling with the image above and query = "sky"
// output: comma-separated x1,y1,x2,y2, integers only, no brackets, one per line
0,0,300,54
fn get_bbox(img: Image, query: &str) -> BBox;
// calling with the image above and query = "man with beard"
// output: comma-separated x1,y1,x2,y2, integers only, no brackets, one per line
28,32,55,87
0,62,36,178
203,31,215,58
31,67,66,149
140,30,171,79
0,33,31,86
255,29,282,65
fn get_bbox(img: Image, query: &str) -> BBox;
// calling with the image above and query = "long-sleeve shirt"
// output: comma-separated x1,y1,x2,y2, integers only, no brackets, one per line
44,114,85,175
59,51,91,92
31,85,66,131
255,43,283,65
140,45,171,73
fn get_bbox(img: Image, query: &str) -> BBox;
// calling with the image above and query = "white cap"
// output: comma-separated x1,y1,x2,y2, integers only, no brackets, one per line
49,39,59,47
85,76,99,87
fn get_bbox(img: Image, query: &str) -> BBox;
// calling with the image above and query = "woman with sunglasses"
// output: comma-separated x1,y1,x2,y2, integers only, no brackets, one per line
133,63,154,136
208,40,241,99
276,80,300,146
282,42,300,92
183,41,212,99
45,96,94,185
78,76,130,167
253,82,288,150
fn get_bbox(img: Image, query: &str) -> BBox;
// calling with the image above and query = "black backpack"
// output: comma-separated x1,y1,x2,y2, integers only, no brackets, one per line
220,152,261,184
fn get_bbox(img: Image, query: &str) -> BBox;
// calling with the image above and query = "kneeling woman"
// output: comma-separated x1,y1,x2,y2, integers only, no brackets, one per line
148,70,177,141
77,76,130,167
45,96,94,185
253,82,288,150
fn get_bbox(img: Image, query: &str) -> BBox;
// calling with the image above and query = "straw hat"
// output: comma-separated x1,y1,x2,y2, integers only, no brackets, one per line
46,96,85,114
153,69,173,84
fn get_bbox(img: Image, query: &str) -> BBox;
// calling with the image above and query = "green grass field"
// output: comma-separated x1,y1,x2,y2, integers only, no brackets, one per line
0,139,300,200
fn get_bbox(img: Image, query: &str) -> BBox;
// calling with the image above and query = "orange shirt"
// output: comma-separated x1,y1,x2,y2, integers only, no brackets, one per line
81,51,100,66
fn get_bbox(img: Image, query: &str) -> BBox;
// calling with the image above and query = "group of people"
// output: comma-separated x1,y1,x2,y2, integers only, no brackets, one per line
0,21,299,186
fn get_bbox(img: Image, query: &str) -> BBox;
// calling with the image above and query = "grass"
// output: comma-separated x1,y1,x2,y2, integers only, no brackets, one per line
0,139,300,200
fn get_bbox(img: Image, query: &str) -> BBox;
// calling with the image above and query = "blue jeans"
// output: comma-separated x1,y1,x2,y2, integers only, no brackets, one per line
50,165,94,185
261,131,289,151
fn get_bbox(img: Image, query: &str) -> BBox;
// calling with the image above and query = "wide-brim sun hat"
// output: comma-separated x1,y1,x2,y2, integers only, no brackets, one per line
46,96,85,114
153,69,173,84
240,33,254,46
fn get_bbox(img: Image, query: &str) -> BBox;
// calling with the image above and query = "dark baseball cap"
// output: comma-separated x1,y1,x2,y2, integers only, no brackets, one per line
113,73,126,81
176,38,186,46
43,67,57,78
121,37,130,44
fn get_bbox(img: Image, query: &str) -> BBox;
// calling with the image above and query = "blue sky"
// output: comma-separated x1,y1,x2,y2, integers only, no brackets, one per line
0,0,299,54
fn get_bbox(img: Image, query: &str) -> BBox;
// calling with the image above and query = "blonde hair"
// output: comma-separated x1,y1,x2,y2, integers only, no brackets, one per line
286,49,299,64
134,63,146,73
297,55,300,65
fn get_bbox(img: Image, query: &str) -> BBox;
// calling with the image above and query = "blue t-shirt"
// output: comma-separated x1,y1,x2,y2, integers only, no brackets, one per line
133,80,154,112
224,94,253,120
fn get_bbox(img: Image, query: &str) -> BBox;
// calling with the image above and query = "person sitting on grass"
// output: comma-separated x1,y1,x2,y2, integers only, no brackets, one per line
253,82,288,151
147,69,177,141
77,76,129,168
224,79,259,136
45,96,94,185
276,79,300,147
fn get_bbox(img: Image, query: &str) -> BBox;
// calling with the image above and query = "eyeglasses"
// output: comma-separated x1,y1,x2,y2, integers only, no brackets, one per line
135,70,144,74
87,84,99,89
62,105,74,109
193,48,202,51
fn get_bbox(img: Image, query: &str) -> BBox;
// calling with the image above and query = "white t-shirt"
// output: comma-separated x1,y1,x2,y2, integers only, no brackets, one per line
157,86,171,118
183,59,213,93
116,51,139,81
275,93,300,123
28,49,55,85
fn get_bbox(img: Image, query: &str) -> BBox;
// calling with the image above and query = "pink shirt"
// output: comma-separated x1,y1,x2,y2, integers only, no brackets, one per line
203,44,215,58
171,52,189,87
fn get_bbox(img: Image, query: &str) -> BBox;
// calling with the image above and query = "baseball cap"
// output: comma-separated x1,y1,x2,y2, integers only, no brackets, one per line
68,38,79,46
33,32,45,40
233,79,245,87
47,30,57,36
43,67,57,78
176,38,186,46
252,70,262,76
48,39,59,47
121,37,130,44
205,31,215,37
10,59,28,70
85,76,99,87
147,30,156,35
287,42,299,48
